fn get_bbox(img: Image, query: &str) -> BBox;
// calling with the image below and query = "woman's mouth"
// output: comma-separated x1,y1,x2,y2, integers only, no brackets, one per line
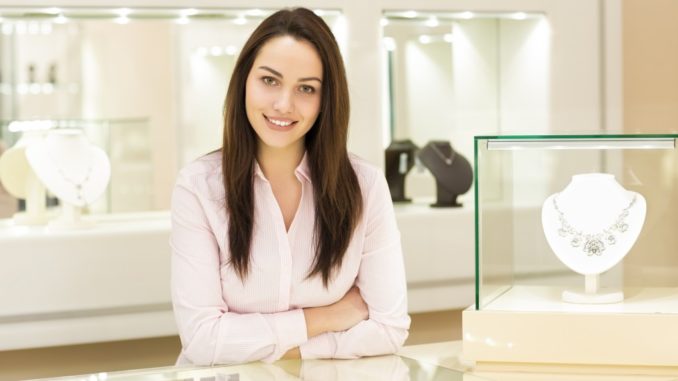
265,115,297,130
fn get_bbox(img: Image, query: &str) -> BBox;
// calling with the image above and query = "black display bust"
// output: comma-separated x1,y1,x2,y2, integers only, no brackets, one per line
384,140,418,202
417,140,473,207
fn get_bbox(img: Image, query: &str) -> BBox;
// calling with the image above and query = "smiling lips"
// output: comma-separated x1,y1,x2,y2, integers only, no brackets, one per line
265,115,297,130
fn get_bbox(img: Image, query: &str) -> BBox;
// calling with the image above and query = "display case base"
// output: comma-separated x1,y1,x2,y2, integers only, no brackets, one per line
462,286,678,368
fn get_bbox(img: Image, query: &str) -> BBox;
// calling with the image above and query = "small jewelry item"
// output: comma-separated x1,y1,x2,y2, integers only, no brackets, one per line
553,194,636,256
55,165,93,204
430,143,456,166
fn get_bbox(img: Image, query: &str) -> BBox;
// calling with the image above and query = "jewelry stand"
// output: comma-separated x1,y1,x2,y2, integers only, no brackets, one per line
0,130,49,225
562,274,624,304
417,140,473,208
48,202,94,230
542,173,646,304
385,140,418,202
25,128,111,229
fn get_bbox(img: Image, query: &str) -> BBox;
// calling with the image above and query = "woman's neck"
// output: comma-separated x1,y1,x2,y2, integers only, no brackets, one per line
256,143,304,179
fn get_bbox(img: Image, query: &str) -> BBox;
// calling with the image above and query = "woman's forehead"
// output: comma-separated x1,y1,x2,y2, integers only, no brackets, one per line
252,35,323,79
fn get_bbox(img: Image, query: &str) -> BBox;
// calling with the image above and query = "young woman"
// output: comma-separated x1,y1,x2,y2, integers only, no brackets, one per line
170,8,410,365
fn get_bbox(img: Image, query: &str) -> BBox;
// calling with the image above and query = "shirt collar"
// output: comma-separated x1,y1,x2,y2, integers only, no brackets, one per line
253,151,311,183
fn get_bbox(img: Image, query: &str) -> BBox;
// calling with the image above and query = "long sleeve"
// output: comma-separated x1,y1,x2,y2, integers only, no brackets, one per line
170,171,308,365
299,171,411,359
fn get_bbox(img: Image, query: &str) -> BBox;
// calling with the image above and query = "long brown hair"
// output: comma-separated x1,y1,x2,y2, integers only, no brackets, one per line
222,8,363,286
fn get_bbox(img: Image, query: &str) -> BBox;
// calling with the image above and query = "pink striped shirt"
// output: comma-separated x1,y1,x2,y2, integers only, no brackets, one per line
170,151,410,365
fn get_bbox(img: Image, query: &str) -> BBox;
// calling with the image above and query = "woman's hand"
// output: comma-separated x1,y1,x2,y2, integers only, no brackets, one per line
329,286,368,331
303,286,368,338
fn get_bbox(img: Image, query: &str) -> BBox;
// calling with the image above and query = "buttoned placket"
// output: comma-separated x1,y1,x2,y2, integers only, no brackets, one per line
256,171,307,312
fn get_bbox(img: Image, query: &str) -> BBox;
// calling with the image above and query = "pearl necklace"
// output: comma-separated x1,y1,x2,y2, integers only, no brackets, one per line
553,194,636,256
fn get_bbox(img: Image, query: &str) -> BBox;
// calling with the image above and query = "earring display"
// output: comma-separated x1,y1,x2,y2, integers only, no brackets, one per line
417,140,473,207
25,128,111,228
542,173,646,304
384,140,418,202
0,130,49,225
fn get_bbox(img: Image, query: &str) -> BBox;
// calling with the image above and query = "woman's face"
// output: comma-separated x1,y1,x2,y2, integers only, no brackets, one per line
245,35,323,155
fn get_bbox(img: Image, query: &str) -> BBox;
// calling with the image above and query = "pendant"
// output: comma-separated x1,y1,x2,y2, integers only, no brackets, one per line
583,238,605,256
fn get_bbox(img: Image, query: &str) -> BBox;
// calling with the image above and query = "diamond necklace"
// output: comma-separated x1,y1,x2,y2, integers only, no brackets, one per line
553,194,636,256
430,143,456,166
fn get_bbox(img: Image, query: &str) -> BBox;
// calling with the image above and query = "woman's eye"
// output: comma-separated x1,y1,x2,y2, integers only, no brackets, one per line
262,76,278,86
299,85,315,94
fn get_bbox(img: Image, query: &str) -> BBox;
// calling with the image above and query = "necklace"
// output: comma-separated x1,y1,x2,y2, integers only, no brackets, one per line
552,194,636,256
55,165,93,204
430,143,456,166
48,148,93,204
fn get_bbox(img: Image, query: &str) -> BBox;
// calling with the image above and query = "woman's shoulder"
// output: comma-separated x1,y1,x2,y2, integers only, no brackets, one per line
178,150,223,180
175,151,224,199
348,153,383,188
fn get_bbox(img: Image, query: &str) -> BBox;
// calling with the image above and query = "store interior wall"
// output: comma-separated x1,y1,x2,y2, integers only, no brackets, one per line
622,0,678,287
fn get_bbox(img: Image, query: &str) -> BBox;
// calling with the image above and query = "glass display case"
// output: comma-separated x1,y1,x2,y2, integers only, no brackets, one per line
464,134,678,369
0,118,153,215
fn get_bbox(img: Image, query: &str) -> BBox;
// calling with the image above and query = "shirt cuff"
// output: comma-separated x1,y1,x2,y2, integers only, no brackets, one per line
262,309,308,362
299,332,338,359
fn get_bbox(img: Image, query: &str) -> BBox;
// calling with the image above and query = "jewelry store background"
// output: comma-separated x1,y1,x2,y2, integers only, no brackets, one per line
1,0,678,379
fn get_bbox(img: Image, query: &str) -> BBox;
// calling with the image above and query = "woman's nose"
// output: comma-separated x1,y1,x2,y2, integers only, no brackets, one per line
273,90,294,114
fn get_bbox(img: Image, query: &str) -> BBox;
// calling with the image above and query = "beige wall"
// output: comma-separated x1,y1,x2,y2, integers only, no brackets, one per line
622,0,678,286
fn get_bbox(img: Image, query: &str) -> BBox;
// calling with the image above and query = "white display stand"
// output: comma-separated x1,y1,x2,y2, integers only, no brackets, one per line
0,130,49,225
25,129,111,229
541,173,646,304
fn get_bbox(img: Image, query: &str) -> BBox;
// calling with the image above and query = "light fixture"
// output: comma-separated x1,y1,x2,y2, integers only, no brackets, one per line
403,10,417,18
382,37,396,51
43,7,61,15
210,46,223,56
8,120,55,133
443,33,454,43
233,16,247,25
28,21,40,34
511,12,527,20
246,9,265,17
380,17,389,26
225,46,237,55
175,16,189,25
54,14,68,24
418,35,432,44
116,8,132,16
15,21,27,35
181,8,198,16
486,138,676,150
425,16,439,27
459,11,474,20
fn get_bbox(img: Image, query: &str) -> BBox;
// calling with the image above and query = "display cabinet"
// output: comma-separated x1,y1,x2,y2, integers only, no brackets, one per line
463,134,678,369
0,118,153,216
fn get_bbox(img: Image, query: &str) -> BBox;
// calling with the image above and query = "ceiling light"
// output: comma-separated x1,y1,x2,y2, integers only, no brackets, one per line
418,35,432,44
425,17,439,27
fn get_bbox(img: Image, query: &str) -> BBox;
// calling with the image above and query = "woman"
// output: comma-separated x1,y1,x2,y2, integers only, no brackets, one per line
171,8,410,365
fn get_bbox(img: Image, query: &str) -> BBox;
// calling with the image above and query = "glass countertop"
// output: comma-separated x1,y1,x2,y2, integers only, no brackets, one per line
33,355,488,381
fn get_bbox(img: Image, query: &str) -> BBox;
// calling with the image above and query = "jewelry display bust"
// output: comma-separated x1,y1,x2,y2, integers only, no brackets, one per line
25,129,110,228
385,140,418,202
542,173,646,303
0,130,49,225
417,140,473,207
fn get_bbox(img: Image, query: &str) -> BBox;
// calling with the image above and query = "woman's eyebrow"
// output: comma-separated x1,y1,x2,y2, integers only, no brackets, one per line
258,66,321,83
